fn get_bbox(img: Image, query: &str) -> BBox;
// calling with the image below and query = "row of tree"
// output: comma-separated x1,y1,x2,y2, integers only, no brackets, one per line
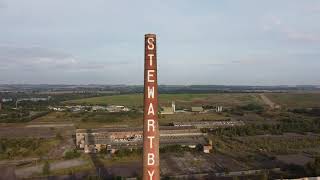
206,118,320,137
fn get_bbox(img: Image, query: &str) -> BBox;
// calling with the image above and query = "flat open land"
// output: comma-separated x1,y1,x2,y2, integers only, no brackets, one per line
32,111,228,128
30,112,75,123
65,93,264,108
265,92,320,108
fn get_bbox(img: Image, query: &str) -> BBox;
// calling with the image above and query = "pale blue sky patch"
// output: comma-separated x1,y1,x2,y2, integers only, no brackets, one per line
0,0,319,85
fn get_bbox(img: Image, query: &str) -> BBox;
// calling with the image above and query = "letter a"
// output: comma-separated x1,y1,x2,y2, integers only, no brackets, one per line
148,103,154,115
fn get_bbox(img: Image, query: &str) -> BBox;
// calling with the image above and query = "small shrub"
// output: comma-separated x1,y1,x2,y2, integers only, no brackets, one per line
64,149,80,159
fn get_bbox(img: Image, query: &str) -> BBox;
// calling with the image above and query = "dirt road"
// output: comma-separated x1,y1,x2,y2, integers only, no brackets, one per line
259,94,279,109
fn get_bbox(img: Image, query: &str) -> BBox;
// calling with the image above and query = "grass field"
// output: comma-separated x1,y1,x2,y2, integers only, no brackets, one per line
265,93,320,108
65,93,264,108
33,111,229,128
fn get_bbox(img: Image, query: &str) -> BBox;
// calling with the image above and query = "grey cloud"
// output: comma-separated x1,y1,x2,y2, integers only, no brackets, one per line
0,0,319,85
0,46,74,70
0,46,132,72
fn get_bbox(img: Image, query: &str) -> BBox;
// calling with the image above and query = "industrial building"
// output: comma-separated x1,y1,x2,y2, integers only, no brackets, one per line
216,106,223,112
191,106,204,112
76,126,207,153
160,101,175,114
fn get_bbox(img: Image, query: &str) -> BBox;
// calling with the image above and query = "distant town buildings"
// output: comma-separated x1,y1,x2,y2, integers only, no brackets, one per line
18,97,51,102
48,106,65,112
1,98,13,102
48,105,130,113
172,120,244,129
160,102,225,114
106,105,130,112
91,105,107,111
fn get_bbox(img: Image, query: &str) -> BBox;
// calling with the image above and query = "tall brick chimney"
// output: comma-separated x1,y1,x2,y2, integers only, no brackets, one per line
143,34,160,180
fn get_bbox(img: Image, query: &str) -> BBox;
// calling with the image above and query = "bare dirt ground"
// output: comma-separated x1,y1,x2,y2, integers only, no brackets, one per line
0,123,75,138
0,158,39,166
0,126,55,138
49,136,76,158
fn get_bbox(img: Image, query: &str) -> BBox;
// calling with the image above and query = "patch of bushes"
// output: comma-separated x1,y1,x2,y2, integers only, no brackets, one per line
305,157,320,176
240,103,264,112
64,149,81,159
113,148,142,158
0,138,46,159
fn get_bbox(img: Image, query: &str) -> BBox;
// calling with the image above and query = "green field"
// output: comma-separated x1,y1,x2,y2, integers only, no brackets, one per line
65,93,264,108
266,93,320,108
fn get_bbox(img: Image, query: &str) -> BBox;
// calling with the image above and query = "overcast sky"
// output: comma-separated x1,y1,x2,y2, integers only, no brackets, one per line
0,0,319,85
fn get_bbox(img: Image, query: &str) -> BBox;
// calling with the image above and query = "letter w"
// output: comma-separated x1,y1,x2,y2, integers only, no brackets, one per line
148,86,154,99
